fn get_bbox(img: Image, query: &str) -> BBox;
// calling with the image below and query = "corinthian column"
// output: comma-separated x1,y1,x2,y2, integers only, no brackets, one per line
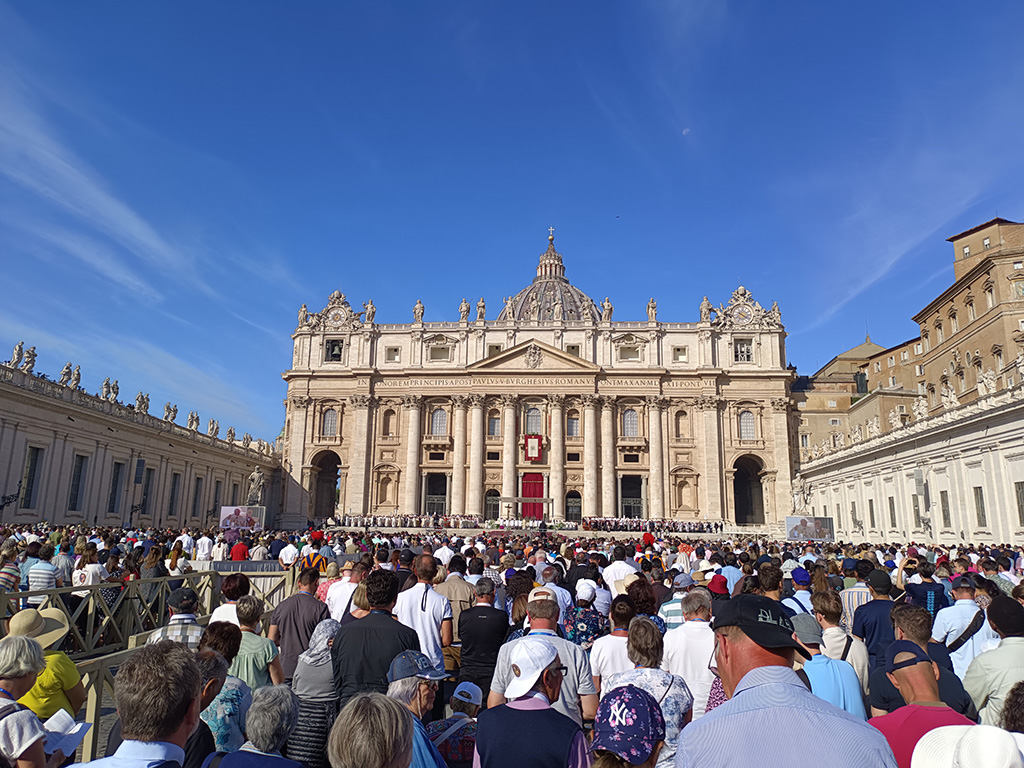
501,395,519,510
601,397,617,518
647,396,666,520
346,394,374,516
549,394,565,520
402,395,422,517
451,395,468,516
467,394,486,518
582,395,599,519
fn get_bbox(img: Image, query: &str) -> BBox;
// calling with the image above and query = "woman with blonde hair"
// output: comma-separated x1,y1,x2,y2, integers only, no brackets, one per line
327,692,413,768
0,635,67,768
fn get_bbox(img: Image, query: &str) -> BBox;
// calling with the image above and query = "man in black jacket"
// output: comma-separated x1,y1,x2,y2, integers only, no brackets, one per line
332,569,420,706
458,578,509,700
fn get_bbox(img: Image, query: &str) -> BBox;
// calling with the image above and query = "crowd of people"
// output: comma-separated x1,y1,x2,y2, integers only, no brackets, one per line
0,522,1023,767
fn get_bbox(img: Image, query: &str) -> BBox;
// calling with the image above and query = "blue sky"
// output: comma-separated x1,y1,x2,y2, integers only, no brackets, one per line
3,2,1024,440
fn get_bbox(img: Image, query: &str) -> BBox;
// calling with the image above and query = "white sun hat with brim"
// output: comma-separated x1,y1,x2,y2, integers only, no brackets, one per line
7,607,70,650
911,725,1024,768
504,637,558,700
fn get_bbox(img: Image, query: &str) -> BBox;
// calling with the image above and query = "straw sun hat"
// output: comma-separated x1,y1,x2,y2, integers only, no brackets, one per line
7,607,71,649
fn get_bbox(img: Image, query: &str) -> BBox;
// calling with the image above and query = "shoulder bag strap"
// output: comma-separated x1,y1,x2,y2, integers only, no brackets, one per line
430,716,473,747
840,636,853,662
795,668,812,691
947,610,985,654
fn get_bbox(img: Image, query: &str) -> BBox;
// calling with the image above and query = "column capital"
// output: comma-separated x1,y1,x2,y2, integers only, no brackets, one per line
581,394,601,408
499,393,519,408
548,394,566,408
601,396,616,412
451,394,471,409
645,395,668,410
467,393,487,408
349,394,375,408
401,394,422,410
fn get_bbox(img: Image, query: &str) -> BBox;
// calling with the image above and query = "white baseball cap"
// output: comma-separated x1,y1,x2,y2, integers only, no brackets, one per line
504,637,558,699
575,579,598,602
451,681,482,707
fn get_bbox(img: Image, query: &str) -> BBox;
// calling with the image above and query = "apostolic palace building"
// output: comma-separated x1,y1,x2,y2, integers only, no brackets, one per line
278,233,795,528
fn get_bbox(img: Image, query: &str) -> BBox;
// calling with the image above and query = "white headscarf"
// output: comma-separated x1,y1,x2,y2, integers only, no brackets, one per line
298,618,341,667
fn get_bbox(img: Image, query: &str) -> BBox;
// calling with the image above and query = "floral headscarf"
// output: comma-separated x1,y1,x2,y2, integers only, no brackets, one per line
298,618,341,667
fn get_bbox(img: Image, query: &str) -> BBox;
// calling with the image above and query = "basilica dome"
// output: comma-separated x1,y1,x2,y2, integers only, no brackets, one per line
496,234,600,323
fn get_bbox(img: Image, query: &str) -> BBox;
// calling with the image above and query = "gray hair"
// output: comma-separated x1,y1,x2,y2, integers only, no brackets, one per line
246,685,299,753
329,693,413,768
475,578,495,597
626,616,663,669
680,588,712,618
235,595,265,626
0,635,45,680
194,649,229,685
386,676,420,706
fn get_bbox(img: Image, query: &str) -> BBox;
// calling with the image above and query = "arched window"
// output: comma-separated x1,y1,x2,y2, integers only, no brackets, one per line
321,408,337,437
487,409,501,436
382,409,396,437
430,408,447,436
379,477,392,503
675,410,688,439
739,410,756,441
622,409,639,437
526,407,542,434
566,410,580,437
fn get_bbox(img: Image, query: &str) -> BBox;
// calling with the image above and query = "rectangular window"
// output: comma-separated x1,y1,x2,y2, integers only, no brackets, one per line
828,418,840,426
385,347,401,363
889,376,897,387
962,245,970,257
800,434,809,448
142,468,155,515
428,452,445,461
888,496,897,529
868,499,876,529
734,339,753,363
68,455,88,511
973,486,987,527
324,339,344,362
565,344,581,357
1015,482,1024,527
623,454,640,463
986,288,995,309
19,446,43,509
835,504,842,531
487,416,501,436
566,415,580,437
231,483,239,506
915,364,924,376
888,356,895,367
874,361,881,372
914,343,923,355
191,476,204,518
912,494,921,528
936,325,944,343
107,462,125,518
429,346,450,361
850,501,856,528
619,346,640,361
567,452,581,462
134,459,146,485
797,402,806,410
486,451,500,462
828,400,837,408
168,472,182,517
214,479,222,512
984,238,992,250
940,489,952,529
1015,261,1023,270
487,344,503,358
901,350,909,362
672,346,688,363
951,315,959,333
968,303,976,321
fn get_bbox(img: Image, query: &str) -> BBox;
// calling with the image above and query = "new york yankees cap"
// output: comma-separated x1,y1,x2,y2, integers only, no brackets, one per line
591,685,666,765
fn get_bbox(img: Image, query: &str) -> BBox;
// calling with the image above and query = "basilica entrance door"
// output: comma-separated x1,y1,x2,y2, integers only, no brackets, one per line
565,491,582,522
620,475,643,518
484,490,500,520
522,472,544,519
425,473,447,517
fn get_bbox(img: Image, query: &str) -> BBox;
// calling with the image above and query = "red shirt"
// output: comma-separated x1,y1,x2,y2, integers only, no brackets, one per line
230,542,250,561
869,704,976,768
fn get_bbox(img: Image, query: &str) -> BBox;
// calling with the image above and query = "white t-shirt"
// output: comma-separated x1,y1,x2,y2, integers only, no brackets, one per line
663,620,716,718
326,580,358,622
196,537,214,560
210,603,239,626
603,561,638,597
0,700,45,764
589,634,632,689
279,544,299,566
395,582,452,671
72,563,109,598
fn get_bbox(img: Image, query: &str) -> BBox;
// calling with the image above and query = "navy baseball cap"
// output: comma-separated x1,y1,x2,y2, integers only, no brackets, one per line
885,639,932,674
842,558,857,571
791,567,811,585
386,650,446,683
711,593,810,659
590,685,666,765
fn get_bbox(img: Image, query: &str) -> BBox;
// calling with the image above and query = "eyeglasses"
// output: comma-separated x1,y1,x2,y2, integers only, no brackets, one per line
418,680,439,690
708,633,721,679
550,665,568,677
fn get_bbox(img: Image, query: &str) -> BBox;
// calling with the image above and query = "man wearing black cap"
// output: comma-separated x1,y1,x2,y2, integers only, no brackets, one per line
147,588,203,651
853,569,896,670
675,594,897,768
962,594,1024,725
395,548,416,591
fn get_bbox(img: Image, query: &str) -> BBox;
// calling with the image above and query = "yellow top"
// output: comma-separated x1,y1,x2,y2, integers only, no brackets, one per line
19,650,80,719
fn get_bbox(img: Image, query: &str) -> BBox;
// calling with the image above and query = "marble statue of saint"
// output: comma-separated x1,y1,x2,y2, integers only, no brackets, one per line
913,397,928,421
208,419,219,437
101,378,112,400
888,408,901,430
503,296,516,319
246,466,265,506
242,432,252,448
163,402,173,421
225,426,235,443
459,298,470,322
9,341,23,369
110,380,119,402
552,296,563,322
835,431,846,448
363,300,376,324
529,292,540,321
143,393,150,411
413,300,424,323
476,297,486,321
700,297,714,322
136,391,146,411
298,304,308,326
979,367,997,396
792,474,808,511
852,424,863,442
867,416,880,438
942,383,960,409
58,363,73,387
601,297,613,322
170,405,178,422
20,347,36,374
70,366,81,389
768,301,782,324
646,298,657,322
1016,352,1024,383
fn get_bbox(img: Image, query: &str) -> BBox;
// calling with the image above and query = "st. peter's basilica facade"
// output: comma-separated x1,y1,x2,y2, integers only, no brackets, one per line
279,234,795,529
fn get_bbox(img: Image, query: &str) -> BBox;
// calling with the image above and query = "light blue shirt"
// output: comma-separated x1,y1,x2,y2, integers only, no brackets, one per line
411,713,448,768
72,739,186,768
674,666,896,768
801,654,867,719
720,565,743,594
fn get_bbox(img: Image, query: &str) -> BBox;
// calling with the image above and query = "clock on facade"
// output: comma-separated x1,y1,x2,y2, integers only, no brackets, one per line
327,309,346,326
733,304,754,324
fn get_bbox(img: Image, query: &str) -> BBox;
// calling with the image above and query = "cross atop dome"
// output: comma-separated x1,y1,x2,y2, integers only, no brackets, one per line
537,227,566,280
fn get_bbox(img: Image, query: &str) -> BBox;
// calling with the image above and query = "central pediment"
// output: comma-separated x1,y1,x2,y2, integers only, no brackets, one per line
467,340,600,373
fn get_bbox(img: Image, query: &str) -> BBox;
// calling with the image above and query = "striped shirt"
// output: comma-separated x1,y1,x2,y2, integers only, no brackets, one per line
26,562,60,606
675,666,897,768
658,596,686,631
840,582,872,629
147,614,204,651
